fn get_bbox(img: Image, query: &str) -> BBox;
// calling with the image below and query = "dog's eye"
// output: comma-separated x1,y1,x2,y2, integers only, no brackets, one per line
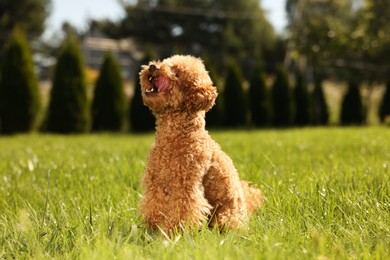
175,73,179,78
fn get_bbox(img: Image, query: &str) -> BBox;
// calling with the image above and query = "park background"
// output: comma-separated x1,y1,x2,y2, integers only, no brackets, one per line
0,0,389,259
0,0,389,132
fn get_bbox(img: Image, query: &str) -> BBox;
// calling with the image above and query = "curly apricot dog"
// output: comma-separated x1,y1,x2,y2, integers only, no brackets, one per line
139,55,264,234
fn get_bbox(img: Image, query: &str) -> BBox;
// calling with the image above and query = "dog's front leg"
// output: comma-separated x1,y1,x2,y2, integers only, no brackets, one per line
141,152,212,235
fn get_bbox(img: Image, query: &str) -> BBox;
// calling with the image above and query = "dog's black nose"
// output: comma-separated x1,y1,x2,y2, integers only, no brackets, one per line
149,64,157,72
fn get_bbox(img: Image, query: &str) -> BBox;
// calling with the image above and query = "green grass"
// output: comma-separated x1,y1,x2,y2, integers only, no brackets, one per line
0,128,389,259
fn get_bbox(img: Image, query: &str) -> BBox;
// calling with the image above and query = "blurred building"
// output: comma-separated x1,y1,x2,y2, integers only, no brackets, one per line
81,36,143,81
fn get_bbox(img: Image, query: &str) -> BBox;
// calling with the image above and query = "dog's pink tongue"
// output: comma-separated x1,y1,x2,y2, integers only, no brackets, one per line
155,76,170,92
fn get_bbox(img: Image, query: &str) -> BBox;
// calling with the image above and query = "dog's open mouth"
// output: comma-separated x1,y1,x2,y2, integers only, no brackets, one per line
145,75,170,95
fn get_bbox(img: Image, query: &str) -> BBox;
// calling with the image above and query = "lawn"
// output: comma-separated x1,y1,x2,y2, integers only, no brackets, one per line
0,128,389,259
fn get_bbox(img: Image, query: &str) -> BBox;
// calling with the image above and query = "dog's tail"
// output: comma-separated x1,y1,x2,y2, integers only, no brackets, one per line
241,181,266,213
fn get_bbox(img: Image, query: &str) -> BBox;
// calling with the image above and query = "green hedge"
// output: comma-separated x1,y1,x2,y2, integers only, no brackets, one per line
0,27,41,134
249,64,271,127
341,81,363,125
46,34,89,133
223,59,247,127
92,52,126,132
271,67,294,127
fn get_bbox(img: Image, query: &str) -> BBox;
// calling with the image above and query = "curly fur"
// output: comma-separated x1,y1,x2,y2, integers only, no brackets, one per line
139,55,265,234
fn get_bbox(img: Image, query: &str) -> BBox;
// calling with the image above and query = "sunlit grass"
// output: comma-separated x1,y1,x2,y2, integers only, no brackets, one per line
0,128,389,259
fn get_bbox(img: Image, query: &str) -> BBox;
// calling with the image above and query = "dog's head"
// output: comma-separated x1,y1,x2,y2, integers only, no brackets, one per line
139,55,218,114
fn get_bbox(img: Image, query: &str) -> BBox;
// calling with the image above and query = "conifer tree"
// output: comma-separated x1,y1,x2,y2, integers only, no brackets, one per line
249,64,271,127
129,50,155,132
0,27,41,134
223,59,247,127
46,34,89,133
271,67,294,127
203,55,224,128
340,80,364,125
379,80,390,124
312,78,329,125
294,70,311,126
92,52,126,131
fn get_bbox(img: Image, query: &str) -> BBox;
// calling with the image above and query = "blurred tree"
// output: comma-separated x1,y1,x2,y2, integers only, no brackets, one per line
203,54,224,128
349,0,390,118
88,19,121,39
108,0,275,64
350,0,390,83
46,34,90,133
129,49,156,132
92,52,126,132
311,78,329,125
248,64,272,127
264,37,287,73
285,0,385,126
286,0,389,85
0,27,41,134
223,59,247,127
61,22,79,37
340,80,364,125
271,67,294,127
379,81,390,123
285,0,354,80
285,0,347,125
294,70,311,125
0,0,51,50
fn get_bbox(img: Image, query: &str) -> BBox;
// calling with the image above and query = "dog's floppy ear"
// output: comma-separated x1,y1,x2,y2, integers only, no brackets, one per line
170,55,218,112
185,83,218,112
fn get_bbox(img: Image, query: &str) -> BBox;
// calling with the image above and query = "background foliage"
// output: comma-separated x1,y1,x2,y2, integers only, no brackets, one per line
0,0,389,132
129,50,156,132
0,27,41,134
293,70,311,126
340,80,364,125
248,64,271,127
286,0,390,83
223,59,247,127
110,0,275,63
0,0,51,52
271,67,294,127
46,33,89,133
92,52,126,132
379,81,390,123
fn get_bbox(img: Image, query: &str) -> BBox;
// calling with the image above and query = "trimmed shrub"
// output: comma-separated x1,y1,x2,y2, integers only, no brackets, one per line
312,78,329,125
92,52,126,131
248,64,271,127
340,80,364,125
379,80,390,124
223,59,247,127
271,67,294,127
129,51,155,132
203,56,224,127
0,27,41,134
46,34,89,133
294,71,311,126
